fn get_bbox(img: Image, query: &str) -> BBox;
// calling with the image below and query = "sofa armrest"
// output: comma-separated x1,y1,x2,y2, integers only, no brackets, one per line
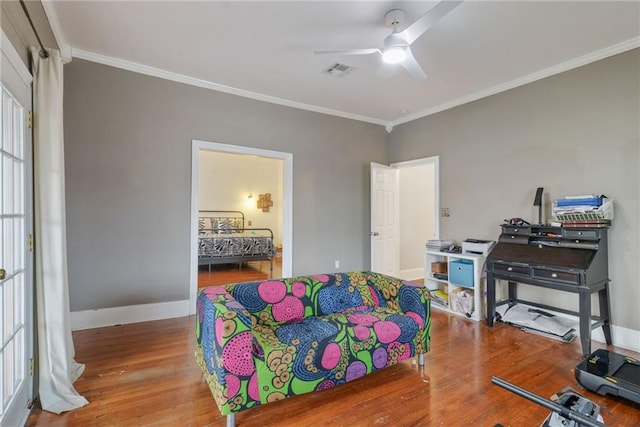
365,271,431,353
195,287,261,415
365,272,430,310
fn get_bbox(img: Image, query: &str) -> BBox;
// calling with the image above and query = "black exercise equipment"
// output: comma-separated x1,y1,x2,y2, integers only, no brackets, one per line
575,348,640,405
492,377,606,427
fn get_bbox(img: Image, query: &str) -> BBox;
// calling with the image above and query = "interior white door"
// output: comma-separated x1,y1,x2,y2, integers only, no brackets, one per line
370,163,399,275
1,38,34,425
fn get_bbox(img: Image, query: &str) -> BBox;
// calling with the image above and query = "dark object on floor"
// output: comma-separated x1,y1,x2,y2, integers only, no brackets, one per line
542,387,603,427
491,376,607,427
576,348,640,404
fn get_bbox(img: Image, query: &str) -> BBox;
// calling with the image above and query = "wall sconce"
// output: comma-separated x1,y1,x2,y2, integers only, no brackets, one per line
248,193,253,200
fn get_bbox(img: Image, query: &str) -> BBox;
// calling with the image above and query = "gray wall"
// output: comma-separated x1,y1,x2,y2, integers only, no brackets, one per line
8,3,638,333
64,59,387,311
388,49,640,331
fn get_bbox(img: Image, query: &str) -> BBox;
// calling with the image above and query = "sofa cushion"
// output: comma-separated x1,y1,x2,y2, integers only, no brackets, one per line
251,305,422,404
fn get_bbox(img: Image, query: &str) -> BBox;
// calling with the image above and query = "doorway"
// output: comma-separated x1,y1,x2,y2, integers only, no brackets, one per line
189,140,293,314
394,156,439,280
197,151,283,286
370,156,438,280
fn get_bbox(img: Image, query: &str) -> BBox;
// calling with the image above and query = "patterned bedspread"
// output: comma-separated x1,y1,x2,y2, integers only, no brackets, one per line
198,232,275,258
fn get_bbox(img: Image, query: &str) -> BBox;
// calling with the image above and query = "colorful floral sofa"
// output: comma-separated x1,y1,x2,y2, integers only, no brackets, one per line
195,271,431,426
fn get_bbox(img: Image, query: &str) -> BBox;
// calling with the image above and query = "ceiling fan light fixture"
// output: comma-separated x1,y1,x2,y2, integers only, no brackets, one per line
382,46,406,64
315,2,462,80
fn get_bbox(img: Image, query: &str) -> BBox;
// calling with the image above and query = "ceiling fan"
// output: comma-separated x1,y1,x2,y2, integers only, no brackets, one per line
315,1,463,80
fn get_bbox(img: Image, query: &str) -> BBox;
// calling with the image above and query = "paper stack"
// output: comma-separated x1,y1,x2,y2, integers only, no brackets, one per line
553,195,613,224
426,239,454,251
496,303,577,343
430,290,449,308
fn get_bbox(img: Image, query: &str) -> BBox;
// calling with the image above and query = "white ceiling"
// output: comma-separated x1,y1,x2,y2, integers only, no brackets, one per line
44,1,640,128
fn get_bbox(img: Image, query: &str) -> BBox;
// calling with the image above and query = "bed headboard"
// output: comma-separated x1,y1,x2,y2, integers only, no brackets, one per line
199,210,245,234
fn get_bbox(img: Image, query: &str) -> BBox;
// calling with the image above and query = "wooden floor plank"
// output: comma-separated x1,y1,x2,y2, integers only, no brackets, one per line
27,310,640,426
198,258,283,288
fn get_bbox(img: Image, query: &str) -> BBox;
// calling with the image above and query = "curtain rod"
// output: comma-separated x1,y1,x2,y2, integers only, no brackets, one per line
19,0,49,58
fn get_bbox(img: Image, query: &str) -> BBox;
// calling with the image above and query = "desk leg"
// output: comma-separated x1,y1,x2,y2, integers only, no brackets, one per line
487,272,496,327
508,281,517,304
599,283,612,346
578,290,592,357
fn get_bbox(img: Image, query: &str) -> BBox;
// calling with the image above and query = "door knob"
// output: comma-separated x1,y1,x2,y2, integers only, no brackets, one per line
0,269,5,280
370,232,379,237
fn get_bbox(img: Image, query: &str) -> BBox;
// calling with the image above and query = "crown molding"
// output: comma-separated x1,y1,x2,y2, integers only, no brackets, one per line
44,0,376,122
40,0,71,63
390,36,640,128
71,49,387,127
35,1,640,132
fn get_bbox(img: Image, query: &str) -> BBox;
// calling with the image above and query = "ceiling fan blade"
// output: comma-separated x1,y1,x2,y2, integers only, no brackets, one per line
400,49,427,80
314,48,380,56
399,0,463,45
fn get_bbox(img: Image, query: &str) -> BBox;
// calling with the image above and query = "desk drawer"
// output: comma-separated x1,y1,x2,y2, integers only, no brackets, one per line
501,225,531,236
558,240,599,250
561,229,600,241
532,267,580,285
498,234,530,244
493,263,530,278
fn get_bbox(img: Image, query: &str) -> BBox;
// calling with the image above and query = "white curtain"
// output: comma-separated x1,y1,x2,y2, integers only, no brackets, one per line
31,47,89,414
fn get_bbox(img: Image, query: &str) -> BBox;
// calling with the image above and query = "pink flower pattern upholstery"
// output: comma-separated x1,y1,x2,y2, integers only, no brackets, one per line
195,271,430,417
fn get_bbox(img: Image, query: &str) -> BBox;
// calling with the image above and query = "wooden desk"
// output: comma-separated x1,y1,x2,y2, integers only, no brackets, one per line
486,226,611,357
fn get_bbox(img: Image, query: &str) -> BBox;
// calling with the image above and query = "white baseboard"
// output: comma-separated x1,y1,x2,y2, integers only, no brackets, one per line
397,268,424,281
69,299,640,354
70,300,191,331
591,323,640,353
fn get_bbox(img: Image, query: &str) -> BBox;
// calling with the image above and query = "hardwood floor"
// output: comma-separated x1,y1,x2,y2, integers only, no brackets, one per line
27,310,639,426
198,258,283,288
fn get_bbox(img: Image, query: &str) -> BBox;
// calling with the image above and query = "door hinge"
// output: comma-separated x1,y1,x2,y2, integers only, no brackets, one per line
28,234,34,252
27,110,33,129
29,358,34,376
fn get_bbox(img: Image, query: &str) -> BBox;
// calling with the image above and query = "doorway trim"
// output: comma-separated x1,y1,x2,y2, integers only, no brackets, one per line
1,29,34,426
189,140,293,314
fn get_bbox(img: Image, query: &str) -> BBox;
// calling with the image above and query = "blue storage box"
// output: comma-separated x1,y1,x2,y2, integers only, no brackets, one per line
556,196,604,207
449,259,474,288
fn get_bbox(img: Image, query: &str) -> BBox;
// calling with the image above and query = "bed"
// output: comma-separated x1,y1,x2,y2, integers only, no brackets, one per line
198,210,276,273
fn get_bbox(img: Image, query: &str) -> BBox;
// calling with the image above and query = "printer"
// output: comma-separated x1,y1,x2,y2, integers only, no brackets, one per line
462,239,495,255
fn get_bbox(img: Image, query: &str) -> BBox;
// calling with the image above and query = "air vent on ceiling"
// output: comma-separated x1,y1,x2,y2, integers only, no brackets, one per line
322,63,355,77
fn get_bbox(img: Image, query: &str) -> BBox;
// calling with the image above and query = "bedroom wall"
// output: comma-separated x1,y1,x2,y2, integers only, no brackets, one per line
388,49,640,334
64,59,388,312
198,151,283,246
